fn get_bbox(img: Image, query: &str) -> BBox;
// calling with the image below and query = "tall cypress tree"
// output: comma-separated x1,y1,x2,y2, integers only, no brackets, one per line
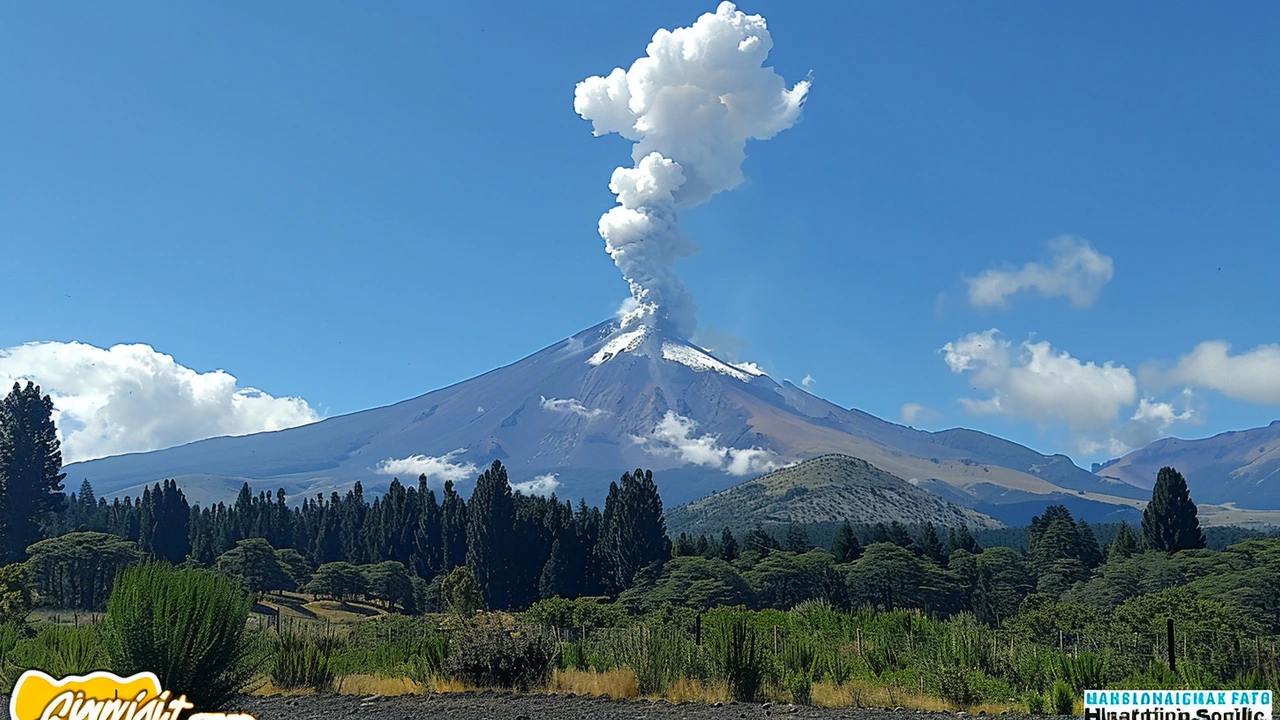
599,469,670,594
1142,466,1205,552
414,477,443,578
0,381,66,562
440,480,468,572
466,461,515,609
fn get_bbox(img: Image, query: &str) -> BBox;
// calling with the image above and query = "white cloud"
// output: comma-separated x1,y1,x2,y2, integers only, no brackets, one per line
942,329,1136,432
539,395,608,419
1079,393,1200,457
965,236,1114,310
1144,341,1280,405
512,473,562,497
801,374,816,390
0,341,319,463
374,449,478,484
901,402,940,425
636,411,786,476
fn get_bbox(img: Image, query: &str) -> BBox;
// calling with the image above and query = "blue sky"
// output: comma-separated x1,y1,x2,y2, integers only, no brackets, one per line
2,1,1278,465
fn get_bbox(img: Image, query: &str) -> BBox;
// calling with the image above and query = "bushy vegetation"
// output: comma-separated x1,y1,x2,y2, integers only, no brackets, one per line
444,628,556,691
268,631,335,692
102,564,259,709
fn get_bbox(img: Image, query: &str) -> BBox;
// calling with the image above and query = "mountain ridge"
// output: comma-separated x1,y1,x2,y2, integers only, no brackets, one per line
61,321,1162,521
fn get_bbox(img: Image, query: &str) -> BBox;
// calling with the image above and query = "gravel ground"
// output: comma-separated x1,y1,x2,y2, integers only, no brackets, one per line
228,692,994,720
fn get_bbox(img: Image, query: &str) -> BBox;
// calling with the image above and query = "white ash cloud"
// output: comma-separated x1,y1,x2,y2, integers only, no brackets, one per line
0,341,318,463
575,2,809,338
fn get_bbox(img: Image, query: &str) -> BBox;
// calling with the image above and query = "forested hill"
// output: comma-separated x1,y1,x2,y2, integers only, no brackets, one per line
665,454,999,536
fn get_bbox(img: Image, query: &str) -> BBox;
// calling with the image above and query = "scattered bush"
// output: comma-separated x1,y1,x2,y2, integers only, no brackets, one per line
1050,680,1074,715
269,632,334,692
935,666,978,709
445,629,555,690
2,625,107,689
707,612,765,702
1026,691,1046,715
1057,650,1108,694
102,564,258,709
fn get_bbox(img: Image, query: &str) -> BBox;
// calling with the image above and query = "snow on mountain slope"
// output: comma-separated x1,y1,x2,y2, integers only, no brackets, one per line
64,321,1139,516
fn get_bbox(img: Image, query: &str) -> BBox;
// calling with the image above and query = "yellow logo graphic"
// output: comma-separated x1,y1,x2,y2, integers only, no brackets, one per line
9,670,255,720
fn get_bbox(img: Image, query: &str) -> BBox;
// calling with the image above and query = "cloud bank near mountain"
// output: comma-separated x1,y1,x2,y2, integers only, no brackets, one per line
0,341,318,463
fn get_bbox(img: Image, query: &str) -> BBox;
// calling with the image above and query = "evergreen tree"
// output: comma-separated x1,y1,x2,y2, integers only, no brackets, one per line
413,477,443,578
78,479,96,506
440,480,468,572
599,469,670,594
918,523,945,563
947,525,981,555
885,521,915,551
830,522,862,563
719,527,739,562
743,528,780,555
1142,466,1205,552
674,532,697,556
0,381,66,562
1108,521,1139,561
784,526,812,553
1076,519,1104,569
465,461,516,609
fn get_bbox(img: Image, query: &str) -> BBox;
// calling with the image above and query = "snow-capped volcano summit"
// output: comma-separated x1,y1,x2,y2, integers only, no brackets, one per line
64,321,1145,521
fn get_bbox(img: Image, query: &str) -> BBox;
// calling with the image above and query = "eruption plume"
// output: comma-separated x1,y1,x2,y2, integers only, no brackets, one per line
575,1,809,338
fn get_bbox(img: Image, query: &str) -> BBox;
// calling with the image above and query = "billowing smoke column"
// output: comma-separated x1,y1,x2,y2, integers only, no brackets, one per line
575,2,810,338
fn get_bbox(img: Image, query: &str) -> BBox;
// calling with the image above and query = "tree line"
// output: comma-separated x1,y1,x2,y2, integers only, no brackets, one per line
1,381,1224,622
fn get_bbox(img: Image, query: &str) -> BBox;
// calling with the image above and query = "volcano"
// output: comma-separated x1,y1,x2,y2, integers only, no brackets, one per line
64,321,1146,521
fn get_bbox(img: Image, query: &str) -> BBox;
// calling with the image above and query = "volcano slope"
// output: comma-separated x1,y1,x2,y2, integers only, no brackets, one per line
66,321,1144,520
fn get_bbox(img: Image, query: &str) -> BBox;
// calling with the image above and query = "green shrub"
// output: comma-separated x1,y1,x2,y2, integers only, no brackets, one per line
1050,680,1074,715
615,626,697,695
0,622,21,660
445,629,555,691
782,640,816,706
102,564,258,709
525,596,626,630
269,632,334,692
822,648,852,685
559,640,587,671
1057,651,1108,694
935,665,978,709
332,615,447,678
1026,692,1046,715
708,612,765,702
2,625,107,689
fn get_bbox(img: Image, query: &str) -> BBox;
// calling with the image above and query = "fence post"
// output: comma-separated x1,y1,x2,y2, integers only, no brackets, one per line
1167,618,1176,672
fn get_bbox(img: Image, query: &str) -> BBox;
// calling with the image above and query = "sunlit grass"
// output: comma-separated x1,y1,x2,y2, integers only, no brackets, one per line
549,668,640,698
